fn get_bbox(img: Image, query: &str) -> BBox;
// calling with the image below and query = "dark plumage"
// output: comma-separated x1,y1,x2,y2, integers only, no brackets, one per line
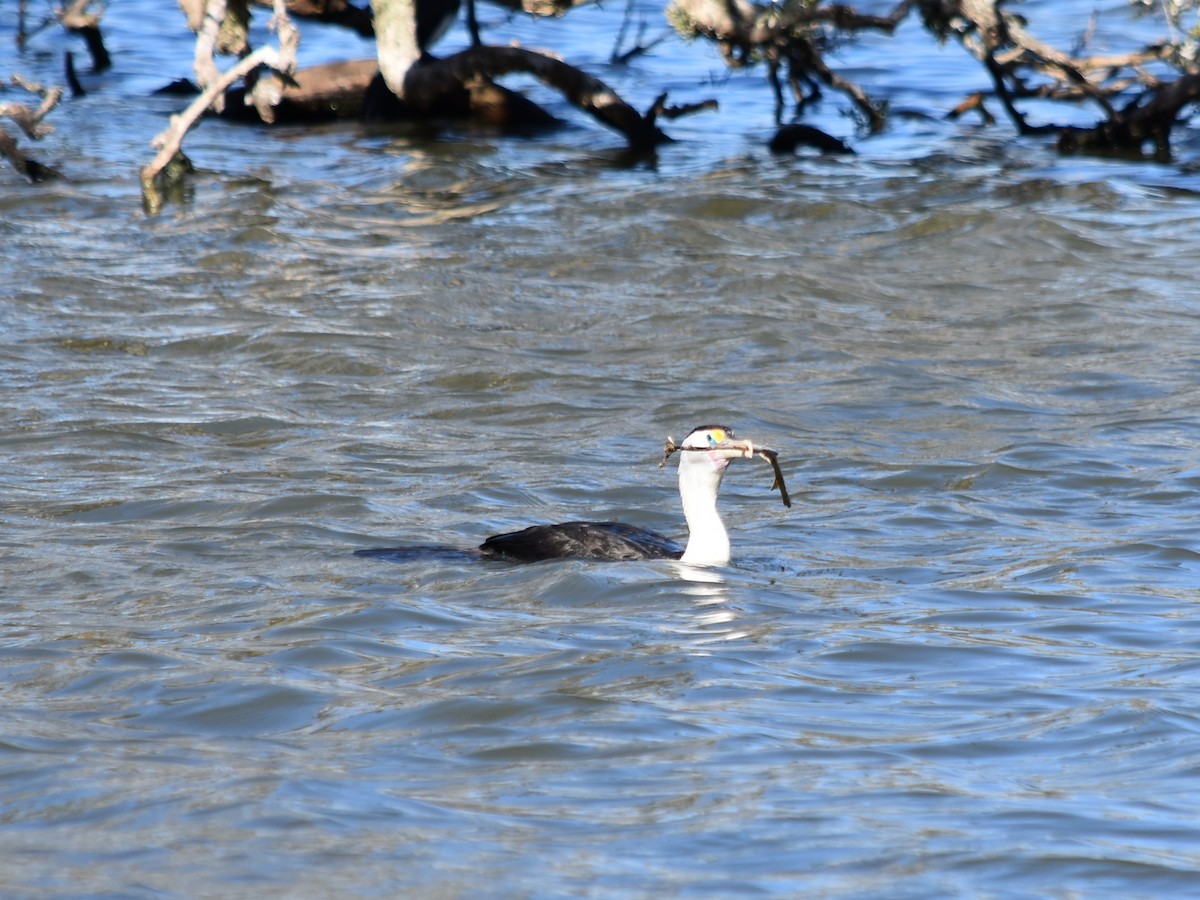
479,521,684,562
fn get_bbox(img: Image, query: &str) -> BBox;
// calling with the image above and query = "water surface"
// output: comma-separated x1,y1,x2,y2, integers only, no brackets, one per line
3,1,1200,896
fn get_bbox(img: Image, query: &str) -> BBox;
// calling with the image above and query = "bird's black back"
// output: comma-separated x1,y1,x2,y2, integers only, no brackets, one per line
479,521,684,562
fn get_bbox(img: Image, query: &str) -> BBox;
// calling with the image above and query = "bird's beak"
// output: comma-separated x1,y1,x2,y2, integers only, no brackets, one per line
705,436,758,460
710,437,792,508
659,431,791,507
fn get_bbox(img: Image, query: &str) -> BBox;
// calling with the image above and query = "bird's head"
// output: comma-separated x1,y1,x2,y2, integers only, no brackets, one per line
662,424,791,508
678,424,756,471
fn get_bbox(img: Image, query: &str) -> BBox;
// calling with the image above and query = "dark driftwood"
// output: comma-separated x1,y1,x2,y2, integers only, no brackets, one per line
222,59,380,122
361,69,562,130
399,46,672,150
769,123,854,155
0,126,59,181
59,0,111,72
217,46,680,148
1058,72,1200,160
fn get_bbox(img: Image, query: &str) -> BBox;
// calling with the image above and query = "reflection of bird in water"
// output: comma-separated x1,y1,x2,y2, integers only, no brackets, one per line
357,425,790,566
416,0,480,53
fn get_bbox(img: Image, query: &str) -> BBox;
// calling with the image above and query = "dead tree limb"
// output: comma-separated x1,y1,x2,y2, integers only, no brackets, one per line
768,122,854,154
401,46,672,149
0,75,63,180
141,0,299,211
366,0,680,148
671,0,1200,159
927,0,1200,157
191,0,255,115
668,0,914,131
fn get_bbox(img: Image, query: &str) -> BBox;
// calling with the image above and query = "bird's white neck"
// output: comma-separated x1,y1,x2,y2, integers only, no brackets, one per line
678,455,731,565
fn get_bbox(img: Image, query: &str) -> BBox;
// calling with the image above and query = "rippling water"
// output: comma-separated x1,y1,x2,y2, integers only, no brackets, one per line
4,1,1200,895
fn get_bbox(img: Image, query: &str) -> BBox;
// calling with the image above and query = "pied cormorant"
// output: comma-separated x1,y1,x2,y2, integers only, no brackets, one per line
475,424,788,565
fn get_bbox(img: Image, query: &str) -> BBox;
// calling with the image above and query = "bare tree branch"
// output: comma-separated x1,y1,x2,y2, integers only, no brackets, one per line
141,0,300,211
934,0,1199,156
669,0,913,130
402,45,671,149
0,74,63,180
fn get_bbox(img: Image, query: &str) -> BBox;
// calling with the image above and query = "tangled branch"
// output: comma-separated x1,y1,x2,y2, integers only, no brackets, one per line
669,0,915,132
141,0,300,212
400,45,675,150
0,74,63,180
926,0,1200,157
670,0,1200,158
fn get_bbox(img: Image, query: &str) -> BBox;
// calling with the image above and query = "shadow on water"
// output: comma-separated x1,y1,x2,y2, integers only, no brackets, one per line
354,544,483,563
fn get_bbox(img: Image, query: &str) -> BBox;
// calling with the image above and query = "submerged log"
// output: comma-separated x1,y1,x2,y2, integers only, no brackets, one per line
768,123,854,155
366,0,675,147
213,51,653,140
399,45,670,149
221,59,380,121
360,68,562,129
